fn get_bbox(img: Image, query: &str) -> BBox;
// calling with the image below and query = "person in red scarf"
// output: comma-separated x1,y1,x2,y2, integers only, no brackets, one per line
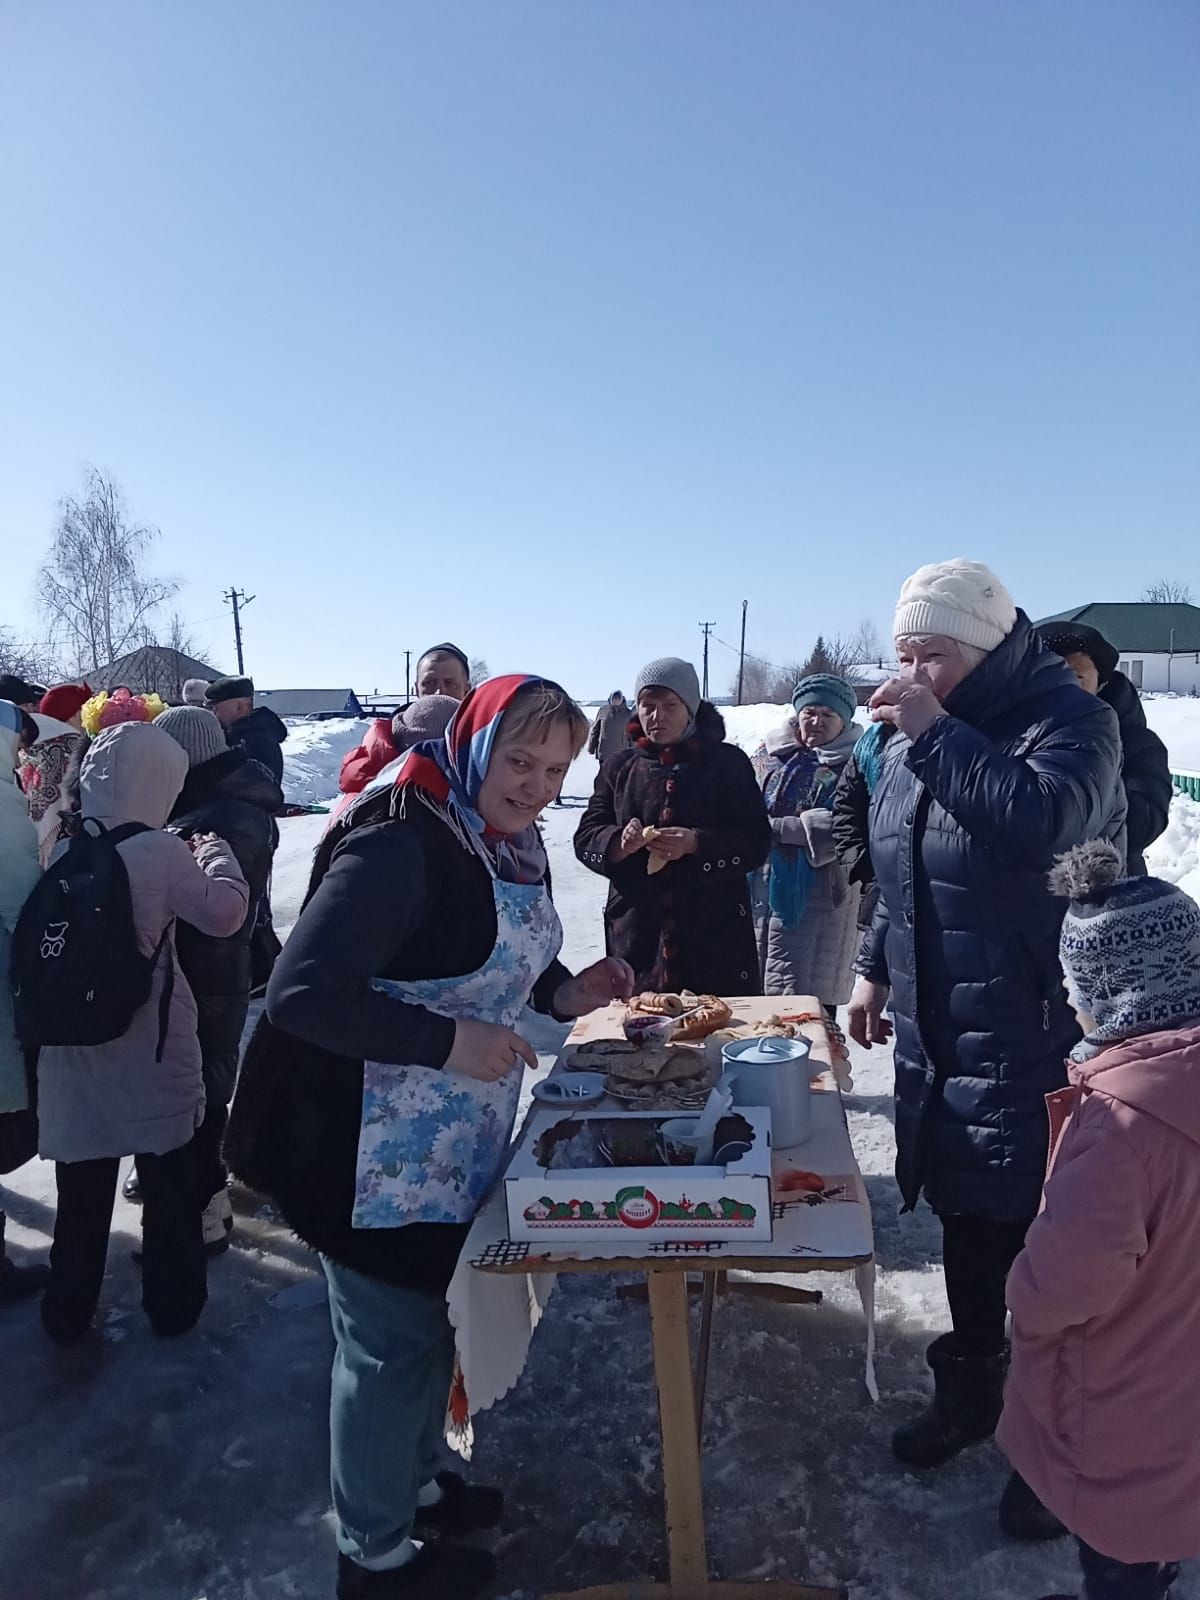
226,675,632,1600
337,643,472,802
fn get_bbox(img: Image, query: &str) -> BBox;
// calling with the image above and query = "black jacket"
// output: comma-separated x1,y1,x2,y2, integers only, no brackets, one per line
167,752,282,1101
574,702,771,995
227,707,287,787
224,790,572,1292
1100,671,1171,874
859,615,1126,1221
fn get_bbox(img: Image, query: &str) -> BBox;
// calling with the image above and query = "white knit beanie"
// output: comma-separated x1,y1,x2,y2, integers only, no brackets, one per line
893,559,1017,652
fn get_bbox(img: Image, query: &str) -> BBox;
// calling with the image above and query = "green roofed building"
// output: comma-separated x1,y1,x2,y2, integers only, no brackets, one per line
1036,602,1200,694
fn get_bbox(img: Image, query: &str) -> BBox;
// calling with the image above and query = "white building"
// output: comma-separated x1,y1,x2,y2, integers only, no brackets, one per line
1036,602,1200,696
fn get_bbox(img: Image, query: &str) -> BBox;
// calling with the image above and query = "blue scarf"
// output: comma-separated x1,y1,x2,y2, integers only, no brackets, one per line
853,721,889,796
753,743,841,928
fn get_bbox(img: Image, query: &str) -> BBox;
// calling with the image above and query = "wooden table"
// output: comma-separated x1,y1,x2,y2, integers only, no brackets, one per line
460,997,874,1600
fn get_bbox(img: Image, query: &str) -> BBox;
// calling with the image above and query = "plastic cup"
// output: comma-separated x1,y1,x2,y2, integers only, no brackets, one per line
660,1116,714,1166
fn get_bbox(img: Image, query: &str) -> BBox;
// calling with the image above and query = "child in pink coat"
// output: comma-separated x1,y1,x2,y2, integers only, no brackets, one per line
997,840,1200,1600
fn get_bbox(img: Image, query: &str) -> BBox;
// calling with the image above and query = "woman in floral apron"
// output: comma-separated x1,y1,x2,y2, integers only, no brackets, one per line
225,676,632,1600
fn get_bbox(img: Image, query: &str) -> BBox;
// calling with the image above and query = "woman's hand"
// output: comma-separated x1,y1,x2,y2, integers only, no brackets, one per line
553,958,636,1019
445,1018,538,1082
847,977,893,1049
611,819,647,862
869,670,945,740
645,826,698,862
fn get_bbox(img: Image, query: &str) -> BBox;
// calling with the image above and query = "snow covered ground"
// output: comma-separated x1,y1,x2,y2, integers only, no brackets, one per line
4,710,1200,1598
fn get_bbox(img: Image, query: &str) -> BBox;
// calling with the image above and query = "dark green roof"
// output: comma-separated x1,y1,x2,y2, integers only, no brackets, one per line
1035,602,1200,653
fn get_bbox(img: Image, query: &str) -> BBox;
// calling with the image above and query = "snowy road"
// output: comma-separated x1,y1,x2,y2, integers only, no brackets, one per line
2,736,1197,1598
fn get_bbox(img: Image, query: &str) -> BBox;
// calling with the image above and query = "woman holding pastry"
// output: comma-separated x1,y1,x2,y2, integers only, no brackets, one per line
225,676,633,1600
575,656,771,996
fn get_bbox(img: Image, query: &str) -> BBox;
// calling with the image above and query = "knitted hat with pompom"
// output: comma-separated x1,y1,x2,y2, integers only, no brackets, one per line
1052,840,1200,1046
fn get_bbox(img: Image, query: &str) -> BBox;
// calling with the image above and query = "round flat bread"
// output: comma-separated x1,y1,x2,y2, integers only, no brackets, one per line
567,1040,639,1067
606,1045,701,1085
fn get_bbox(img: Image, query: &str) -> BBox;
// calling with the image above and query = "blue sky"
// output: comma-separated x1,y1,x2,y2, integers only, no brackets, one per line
1,2,1196,698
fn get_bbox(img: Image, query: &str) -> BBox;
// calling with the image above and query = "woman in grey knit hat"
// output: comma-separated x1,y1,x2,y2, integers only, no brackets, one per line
575,657,771,995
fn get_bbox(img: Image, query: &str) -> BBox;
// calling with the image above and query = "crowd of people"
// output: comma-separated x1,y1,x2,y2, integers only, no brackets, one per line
0,563,1195,1600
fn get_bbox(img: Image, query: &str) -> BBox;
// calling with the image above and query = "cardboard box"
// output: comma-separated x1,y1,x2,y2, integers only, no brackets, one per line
504,1107,773,1244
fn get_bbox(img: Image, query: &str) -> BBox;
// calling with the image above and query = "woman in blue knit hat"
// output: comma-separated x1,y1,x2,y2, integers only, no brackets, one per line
750,674,861,1010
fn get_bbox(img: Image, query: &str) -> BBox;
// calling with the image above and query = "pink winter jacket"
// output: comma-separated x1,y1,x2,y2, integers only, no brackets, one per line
997,1024,1200,1564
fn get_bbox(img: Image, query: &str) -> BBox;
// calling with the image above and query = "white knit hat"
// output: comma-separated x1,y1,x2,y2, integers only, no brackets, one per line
893,559,1017,652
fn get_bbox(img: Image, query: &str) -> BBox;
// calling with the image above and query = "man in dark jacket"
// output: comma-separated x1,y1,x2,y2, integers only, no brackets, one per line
1035,620,1172,874
848,561,1124,1486
205,675,288,786
587,692,632,764
152,707,283,1251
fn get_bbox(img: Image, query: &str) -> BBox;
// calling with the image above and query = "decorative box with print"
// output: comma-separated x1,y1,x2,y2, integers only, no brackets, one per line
504,1106,773,1244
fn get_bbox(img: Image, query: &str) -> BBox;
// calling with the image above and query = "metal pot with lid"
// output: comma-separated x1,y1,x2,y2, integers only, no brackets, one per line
719,1034,814,1148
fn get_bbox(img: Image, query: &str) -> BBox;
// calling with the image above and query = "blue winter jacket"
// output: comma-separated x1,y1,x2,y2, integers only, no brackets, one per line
859,614,1125,1221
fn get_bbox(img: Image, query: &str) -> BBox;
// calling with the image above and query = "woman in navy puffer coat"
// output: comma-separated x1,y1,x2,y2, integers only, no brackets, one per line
849,561,1125,1483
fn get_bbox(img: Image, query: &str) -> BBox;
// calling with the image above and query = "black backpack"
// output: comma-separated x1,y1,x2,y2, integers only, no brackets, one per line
11,820,174,1056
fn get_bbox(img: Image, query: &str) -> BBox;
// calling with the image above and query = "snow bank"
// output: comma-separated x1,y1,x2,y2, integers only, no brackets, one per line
1144,695,1200,772
280,716,365,804
1147,794,1200,901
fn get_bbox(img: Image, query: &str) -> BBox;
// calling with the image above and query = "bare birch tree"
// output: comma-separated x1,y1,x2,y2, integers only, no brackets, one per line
1142,579,1193,604
38,468,176,672
0,627,62,686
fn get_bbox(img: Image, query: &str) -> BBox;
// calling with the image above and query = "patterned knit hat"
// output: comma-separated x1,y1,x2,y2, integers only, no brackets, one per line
1052,840,1200,1044
634,657,701,718
791,673,858,730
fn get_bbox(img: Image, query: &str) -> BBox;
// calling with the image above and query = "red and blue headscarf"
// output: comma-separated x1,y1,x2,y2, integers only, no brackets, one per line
393,674,553,881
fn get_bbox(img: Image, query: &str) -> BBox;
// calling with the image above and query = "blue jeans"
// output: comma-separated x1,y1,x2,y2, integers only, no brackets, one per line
320,1256,455,1568
1079,1539,1180,1600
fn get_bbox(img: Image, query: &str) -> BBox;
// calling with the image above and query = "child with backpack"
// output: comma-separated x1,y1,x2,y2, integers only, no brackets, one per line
997,840,1200,1600
22,721,249,1341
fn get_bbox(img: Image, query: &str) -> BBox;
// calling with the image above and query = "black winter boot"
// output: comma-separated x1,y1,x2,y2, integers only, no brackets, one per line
891,1333,1007,1468
999,1470,1067,1541
336,1545,495,1600
412,1471,503,1537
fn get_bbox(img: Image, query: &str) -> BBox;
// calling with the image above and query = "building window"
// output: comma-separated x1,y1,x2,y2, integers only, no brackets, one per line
1129,659,1144,688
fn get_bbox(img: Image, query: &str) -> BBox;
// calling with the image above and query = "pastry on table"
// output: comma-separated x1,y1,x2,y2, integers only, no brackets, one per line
641,825,669,874
625,990,732,1041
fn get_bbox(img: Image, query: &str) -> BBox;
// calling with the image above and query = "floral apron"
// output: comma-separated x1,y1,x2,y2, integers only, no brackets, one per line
352,842,563,1231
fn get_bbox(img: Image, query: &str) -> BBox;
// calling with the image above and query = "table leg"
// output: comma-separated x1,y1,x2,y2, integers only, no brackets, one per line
648,1268,710,1595
694,1272,719,1441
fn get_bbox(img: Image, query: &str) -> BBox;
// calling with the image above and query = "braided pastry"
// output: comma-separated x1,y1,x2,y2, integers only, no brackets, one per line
672,994,733,1041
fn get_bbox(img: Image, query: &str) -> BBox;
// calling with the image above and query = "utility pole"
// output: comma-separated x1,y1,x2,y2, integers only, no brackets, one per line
223,588,256,676
699,621,715,700
404,649,412,702
736,600,748,705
